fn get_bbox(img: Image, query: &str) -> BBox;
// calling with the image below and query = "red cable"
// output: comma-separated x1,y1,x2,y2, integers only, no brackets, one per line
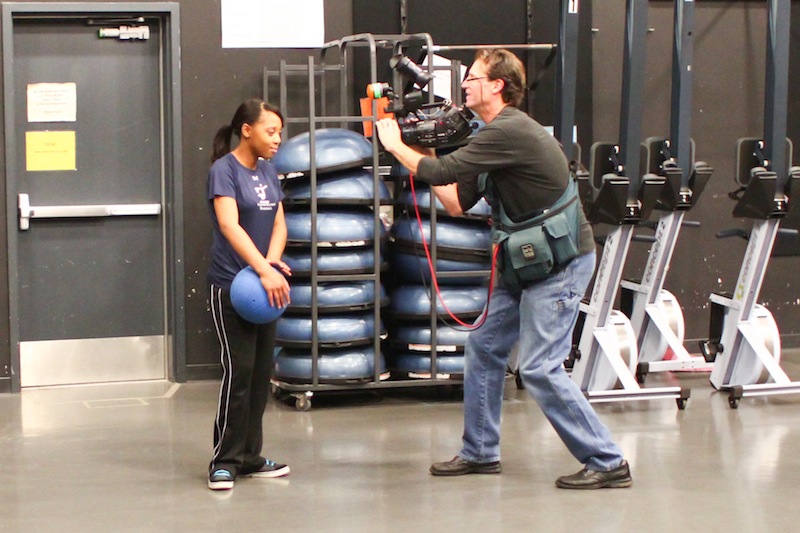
408,173,498,329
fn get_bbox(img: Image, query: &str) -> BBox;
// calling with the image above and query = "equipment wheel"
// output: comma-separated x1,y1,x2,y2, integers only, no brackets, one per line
728,387,743,409
295,393,312,412
636,364,648,385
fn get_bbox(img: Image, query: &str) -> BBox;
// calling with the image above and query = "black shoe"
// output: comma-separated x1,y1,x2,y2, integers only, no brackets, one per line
430,456,502,476
208,469,235,490
241,459,290,478
555,460,632,490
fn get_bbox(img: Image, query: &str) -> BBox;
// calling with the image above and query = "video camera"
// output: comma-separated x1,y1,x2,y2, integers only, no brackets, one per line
365,54,475,148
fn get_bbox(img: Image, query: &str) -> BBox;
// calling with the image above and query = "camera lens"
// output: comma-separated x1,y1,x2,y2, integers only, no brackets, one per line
389,55,432,89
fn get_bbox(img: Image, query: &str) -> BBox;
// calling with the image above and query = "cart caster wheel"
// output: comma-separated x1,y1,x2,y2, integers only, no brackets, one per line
636,362,649,385
676,398,687,410
728,386,743,409
295,394,312,412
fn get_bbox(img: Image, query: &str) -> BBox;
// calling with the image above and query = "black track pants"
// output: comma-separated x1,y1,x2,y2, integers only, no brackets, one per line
209,284,276,476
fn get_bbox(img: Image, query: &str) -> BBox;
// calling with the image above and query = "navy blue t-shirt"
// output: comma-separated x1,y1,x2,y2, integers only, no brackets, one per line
207,152,285,288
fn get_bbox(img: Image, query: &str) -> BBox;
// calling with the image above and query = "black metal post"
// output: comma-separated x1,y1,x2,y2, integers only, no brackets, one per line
764,0,791,190
670,0,694,184
618,0,649,202
555,0,580,161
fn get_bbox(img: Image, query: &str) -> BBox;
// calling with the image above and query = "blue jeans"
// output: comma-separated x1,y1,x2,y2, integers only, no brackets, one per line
459,252,624,471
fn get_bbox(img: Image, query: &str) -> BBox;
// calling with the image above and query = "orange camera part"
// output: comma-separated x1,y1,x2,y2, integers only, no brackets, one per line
359,95,393,137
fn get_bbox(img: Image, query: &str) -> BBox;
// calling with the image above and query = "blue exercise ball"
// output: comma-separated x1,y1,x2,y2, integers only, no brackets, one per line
229,266,288,324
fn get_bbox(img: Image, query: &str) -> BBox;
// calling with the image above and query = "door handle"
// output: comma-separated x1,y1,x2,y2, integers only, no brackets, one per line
18,193,161,230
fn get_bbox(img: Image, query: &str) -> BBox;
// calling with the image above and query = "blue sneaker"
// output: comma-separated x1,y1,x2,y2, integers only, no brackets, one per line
208,469,235,490
242,459,290,478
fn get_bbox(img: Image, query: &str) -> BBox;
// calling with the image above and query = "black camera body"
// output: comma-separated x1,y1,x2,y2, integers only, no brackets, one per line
366,54,478,148
399,102,475,148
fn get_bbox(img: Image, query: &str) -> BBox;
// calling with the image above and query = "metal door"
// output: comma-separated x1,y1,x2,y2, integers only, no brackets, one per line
3,4,182,388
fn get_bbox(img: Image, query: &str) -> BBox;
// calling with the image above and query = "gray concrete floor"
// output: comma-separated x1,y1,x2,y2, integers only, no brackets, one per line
3,355,800,533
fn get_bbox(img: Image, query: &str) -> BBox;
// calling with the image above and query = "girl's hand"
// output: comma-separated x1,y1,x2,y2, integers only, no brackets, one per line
259,265,291,309
269,260,292,278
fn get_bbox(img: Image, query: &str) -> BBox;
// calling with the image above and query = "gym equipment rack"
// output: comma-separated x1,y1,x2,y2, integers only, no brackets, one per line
699,0,800,409
621,0,714,383
569,0,690,409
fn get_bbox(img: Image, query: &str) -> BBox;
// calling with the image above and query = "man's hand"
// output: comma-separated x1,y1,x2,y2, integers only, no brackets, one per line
375,118,431,176
375,118,403,154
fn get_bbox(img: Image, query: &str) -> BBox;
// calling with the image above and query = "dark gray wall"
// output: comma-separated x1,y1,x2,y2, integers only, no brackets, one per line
0,0,354,388
1,1,799,390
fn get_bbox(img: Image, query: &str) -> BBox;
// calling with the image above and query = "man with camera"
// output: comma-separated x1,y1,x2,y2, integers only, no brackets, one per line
375,48,631,490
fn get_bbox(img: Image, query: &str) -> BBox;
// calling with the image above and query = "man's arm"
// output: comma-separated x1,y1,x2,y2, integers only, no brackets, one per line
432,183,464,216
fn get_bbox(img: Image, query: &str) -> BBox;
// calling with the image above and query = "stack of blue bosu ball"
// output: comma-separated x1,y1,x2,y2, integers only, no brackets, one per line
386,165,492,379
271,128,391,383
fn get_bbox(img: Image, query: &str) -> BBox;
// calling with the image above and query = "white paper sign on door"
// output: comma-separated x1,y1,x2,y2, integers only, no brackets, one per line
27,82,77,123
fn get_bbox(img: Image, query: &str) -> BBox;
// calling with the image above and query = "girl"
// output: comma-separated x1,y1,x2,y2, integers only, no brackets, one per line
206,99,291,490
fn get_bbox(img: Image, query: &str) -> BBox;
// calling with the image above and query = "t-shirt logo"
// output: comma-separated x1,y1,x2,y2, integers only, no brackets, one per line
254,184,268,200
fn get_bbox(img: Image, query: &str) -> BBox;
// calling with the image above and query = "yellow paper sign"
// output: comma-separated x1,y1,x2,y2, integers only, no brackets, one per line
25,131,76,171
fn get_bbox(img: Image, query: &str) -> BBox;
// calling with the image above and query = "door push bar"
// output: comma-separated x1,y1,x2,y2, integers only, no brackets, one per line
18,193,161,230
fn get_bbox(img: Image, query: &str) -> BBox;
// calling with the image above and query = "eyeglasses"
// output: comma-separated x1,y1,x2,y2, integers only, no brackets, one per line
463,76,487,83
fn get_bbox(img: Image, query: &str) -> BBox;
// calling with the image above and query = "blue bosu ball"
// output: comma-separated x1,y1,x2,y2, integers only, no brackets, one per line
274,346,387,383
391,217,491,256
282,249,386,277
283,168,392,206
396,186,491,220
388,285,487,320
288,281,387,313
389,250,491,286
230,266,288,324
272,128,373,175
389,322,470,352
285,208,385,247
388,352,465,376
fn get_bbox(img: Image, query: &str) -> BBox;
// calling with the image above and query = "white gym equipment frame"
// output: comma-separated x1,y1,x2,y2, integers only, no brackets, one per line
699,0,800,409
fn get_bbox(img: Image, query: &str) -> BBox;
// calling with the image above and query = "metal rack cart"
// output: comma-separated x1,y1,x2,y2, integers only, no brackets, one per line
264,27,577,410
